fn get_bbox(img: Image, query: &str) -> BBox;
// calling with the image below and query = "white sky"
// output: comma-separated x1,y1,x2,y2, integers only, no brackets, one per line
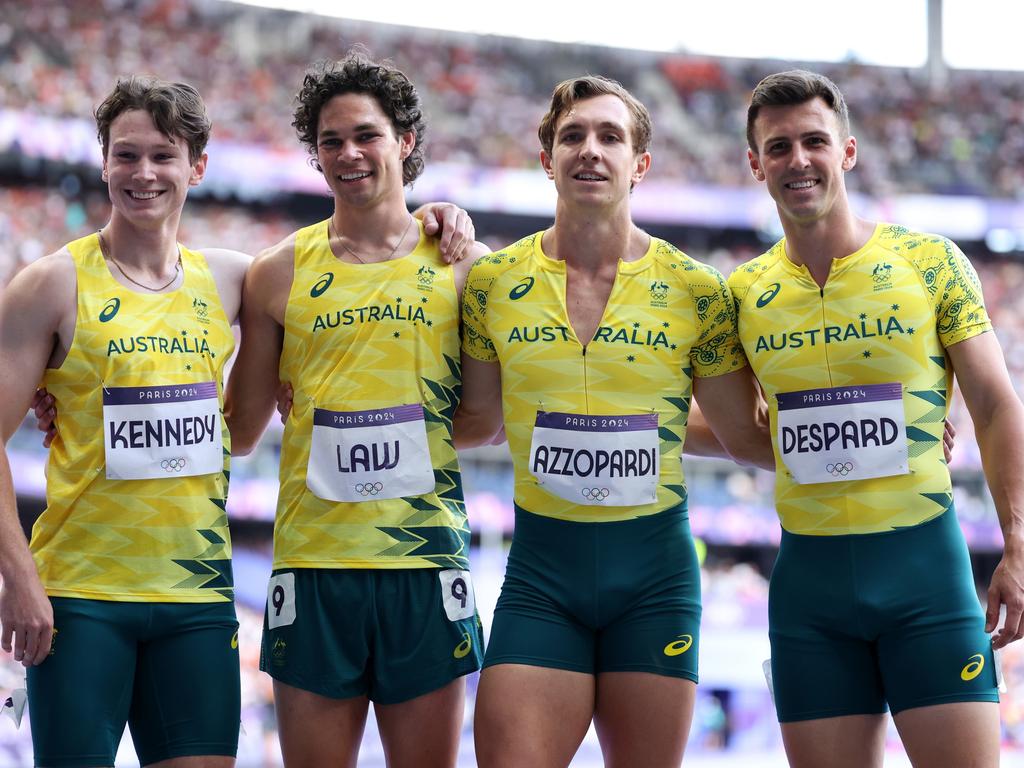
233,0,1024,70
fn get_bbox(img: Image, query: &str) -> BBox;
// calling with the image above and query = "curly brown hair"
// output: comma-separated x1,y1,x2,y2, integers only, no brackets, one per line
293,52,426,185
95,76,210,164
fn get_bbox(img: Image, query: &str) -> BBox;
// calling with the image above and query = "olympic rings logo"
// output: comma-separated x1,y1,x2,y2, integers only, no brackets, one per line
581,487,610,501
160,457,187,472
355,482,384,496
825,462,854,477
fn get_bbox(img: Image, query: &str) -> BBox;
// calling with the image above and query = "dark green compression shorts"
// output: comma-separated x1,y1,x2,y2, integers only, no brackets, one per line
260,567,483,704
770,509,998,722
484,504,701,681
27,597,240,767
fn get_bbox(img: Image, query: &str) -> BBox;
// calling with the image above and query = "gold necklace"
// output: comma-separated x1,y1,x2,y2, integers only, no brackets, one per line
330,215,414,264
97,229,181,292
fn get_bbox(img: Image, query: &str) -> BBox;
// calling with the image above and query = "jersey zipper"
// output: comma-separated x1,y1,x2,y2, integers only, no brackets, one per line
818,286,834,388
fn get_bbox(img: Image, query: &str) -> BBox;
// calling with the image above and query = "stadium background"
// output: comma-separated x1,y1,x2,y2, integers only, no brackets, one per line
2,0,1024,764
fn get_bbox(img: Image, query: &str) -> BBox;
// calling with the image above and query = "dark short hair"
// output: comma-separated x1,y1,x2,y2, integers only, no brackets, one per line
293,52,426,185
746,69,850,151
538,75,652,157
95,76,210,164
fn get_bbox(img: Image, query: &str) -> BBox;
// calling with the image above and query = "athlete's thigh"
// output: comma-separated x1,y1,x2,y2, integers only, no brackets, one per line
894,701,1000,768
872,512,998,714
768,532,886,721
260,568,373,700
593,672,695,768
27,598,137,768
370,569,482,705
780,714,887,768
374,677,466,768
128,602,240,766
484,508,596,673
474,663,594,768
272,679,370,768
596,507,701,681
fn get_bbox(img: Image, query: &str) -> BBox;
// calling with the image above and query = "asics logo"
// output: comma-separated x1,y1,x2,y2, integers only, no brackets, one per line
161,457,187,472
354,482,384,496
581,487,610,501
663,634,693,657
961,654,985,681
756,283,781,308
310,272,334,298
230,630,239,650
826,462,854,477
454,632,473,659
99,298,121,322
509,277,534,300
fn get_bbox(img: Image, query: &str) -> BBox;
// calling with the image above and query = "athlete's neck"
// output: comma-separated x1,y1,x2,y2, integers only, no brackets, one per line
781,211,876,287
103,212,182,273
330,202,415,259
546,203,648,270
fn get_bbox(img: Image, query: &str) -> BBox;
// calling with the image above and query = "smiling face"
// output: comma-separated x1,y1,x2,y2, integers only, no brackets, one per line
314,92,414,209
102,109,205,227
540,94,650,207
748,96,857,226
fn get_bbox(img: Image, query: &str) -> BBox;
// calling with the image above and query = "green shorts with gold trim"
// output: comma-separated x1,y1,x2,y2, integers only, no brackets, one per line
769,508,998,722
484,503,701,681
260,567,483,704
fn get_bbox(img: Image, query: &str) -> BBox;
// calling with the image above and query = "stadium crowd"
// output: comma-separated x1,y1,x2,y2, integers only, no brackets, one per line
3,0,1024,197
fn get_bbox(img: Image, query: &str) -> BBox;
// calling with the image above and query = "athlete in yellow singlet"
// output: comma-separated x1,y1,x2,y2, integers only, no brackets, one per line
0,77,250,767
224,54,486,768
736,70,1024,768
457,76,772,768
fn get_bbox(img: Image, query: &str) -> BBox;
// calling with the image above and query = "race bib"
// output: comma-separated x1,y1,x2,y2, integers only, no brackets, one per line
529,411,659,506
306,403,434,502
102,382,222,480
776,383,909,484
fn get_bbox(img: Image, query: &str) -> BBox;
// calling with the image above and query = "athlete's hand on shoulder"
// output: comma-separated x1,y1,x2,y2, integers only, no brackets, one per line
0,572,53,667
276,382,293,424
415,202,476,264
987,547,1024,649
31,388,57,448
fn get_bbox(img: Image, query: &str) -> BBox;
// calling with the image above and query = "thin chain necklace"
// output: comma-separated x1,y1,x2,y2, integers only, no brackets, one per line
329,215,415,264
97,229,182,292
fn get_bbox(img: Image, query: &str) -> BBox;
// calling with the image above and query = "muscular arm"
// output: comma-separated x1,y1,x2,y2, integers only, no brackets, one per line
0,254,73,665
691,366,774,470
223,240,291,456
201,247,252,325
454,355,504,449
949,331,1024,648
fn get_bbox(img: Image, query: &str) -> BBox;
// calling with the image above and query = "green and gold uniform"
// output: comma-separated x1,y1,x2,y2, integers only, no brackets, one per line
260,220,482,703
462,232,744,678
28,233,239,766
730,224,998,720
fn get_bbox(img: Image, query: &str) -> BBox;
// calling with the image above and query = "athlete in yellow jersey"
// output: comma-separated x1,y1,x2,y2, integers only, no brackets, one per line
457,76,772,768
225,53,486,768
0,78,250,766
735,70,1024,768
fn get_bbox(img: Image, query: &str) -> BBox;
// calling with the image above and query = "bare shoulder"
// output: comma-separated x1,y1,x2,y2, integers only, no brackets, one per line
3,247,76,320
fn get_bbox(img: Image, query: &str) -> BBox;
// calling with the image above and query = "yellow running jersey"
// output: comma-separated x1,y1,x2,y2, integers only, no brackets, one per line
33,233,234,602
462,232,745,523
729,223,991,535
275,219,468,570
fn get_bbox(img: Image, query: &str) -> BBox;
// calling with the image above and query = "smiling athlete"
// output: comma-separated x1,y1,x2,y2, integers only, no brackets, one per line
732,69,1024,768
456,75,772,767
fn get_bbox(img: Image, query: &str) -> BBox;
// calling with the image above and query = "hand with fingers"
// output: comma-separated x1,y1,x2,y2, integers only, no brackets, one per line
276,382,293,425
987,549,1024,649
418,203,476,264
942,419,956,463
0,573,54,667
31,389,57,449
